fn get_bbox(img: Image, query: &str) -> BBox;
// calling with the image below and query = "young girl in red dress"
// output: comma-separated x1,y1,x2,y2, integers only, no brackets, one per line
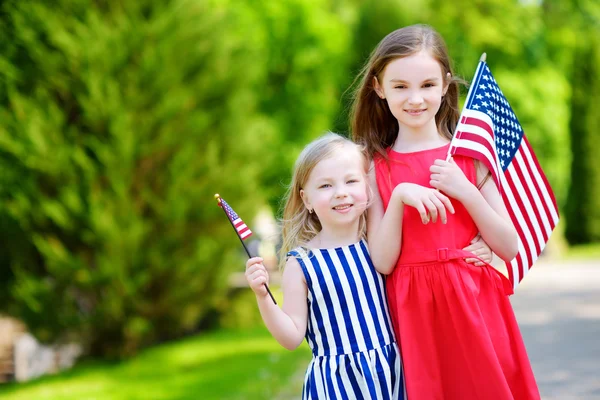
351,24,540,399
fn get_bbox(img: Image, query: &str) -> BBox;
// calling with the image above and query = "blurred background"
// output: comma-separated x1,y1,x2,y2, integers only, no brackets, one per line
0,0,598,399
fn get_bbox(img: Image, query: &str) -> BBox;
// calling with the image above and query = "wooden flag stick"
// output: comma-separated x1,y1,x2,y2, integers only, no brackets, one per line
215,194,277,304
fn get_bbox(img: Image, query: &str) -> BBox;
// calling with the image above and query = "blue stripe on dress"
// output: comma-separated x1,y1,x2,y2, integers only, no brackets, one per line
387,345,397,392
336,246,375,351
332,357,349,399
345,246,384,353
345,356,364,400
358,353,378,399
322,357,337,399
309,253,343,354
358,241,395,340
291,251,324,355
349,243,389,346
322,249,359,354
375,351,391,400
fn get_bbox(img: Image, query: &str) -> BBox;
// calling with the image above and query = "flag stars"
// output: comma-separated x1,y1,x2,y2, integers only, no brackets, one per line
465,63,526,172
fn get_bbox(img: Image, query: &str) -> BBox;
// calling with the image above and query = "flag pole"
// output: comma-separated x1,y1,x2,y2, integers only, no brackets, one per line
215,194,253,258
446,52,487,162
215,194,277,304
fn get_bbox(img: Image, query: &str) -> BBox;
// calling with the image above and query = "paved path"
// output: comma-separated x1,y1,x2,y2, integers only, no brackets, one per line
512,259,600,400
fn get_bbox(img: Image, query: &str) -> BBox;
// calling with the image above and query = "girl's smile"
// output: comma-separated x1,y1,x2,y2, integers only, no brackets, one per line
332,203,353,212
405,108,427,116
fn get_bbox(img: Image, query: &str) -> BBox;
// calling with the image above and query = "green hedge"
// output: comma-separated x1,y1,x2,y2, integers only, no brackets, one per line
565,33,600,244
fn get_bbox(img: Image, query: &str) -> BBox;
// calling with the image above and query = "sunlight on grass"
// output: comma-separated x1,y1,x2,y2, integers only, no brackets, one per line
562,243,600,260
0,327,311,400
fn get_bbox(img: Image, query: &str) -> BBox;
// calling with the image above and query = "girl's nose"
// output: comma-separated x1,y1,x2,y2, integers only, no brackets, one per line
408,91,424,105
335,188,348,198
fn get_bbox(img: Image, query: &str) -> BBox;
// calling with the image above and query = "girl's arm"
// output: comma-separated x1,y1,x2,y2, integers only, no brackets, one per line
367,163,454,274
462,234,493,266
366,166,404,275
245,256,308,350
430,159,518,262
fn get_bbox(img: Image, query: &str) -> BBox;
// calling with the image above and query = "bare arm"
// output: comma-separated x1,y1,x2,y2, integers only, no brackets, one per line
462,234,494,266
367,163,455,274
430,159,518,262
465,162,518,261
366,165,404,275
245,256,308,350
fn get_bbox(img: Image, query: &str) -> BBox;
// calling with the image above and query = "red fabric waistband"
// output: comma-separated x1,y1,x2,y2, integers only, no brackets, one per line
398,248,475,265
396,248,515,295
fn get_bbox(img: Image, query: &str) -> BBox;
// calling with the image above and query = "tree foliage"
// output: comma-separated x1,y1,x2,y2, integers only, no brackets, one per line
0,0,596,358
565,33,600,244
0,0,275,356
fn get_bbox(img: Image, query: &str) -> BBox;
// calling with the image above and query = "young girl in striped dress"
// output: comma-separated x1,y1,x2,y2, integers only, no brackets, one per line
245,133,405,399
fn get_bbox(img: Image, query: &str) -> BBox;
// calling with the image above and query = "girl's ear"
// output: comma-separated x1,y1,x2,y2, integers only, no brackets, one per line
300,189,311,211
443,72,451,96
366,181,374,204
373,76,385,99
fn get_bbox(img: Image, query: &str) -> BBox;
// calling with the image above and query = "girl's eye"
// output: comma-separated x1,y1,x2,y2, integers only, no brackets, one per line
319,184,331,189
347,179,358,184
423,83,435,88
394,85,406,89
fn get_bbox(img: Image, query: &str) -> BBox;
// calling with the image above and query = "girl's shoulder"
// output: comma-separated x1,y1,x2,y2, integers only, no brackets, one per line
287,246,311,261
287,239,369,260
372,147,392,164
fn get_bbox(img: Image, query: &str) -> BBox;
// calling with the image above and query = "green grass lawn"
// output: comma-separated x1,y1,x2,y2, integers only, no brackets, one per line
0,327,311,400
561,242,600,260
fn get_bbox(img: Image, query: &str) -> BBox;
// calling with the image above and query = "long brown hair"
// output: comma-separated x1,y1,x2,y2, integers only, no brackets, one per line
278,133,370,269
350,24,462,160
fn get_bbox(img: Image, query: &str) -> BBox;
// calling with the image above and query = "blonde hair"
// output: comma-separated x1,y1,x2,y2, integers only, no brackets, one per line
350,24,463,160
278,133,370,269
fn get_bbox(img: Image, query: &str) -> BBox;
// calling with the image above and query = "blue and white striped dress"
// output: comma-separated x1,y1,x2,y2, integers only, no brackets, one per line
288,240,406,400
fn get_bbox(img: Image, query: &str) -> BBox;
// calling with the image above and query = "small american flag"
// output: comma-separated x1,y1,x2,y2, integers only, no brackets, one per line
219,198,253,240
448,58,559,289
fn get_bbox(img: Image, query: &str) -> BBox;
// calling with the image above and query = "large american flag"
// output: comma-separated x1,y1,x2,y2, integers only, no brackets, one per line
219,198,253,240
448,59,559,289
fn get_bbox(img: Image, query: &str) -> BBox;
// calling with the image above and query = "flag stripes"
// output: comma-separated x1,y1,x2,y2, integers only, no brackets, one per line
448,60,559,289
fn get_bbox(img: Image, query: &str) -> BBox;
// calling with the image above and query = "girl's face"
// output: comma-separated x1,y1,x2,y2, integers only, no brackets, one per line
374,50,449,134
300,148,368,230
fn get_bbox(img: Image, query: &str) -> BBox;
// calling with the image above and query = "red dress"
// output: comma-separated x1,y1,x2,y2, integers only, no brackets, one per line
375,144,540,400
